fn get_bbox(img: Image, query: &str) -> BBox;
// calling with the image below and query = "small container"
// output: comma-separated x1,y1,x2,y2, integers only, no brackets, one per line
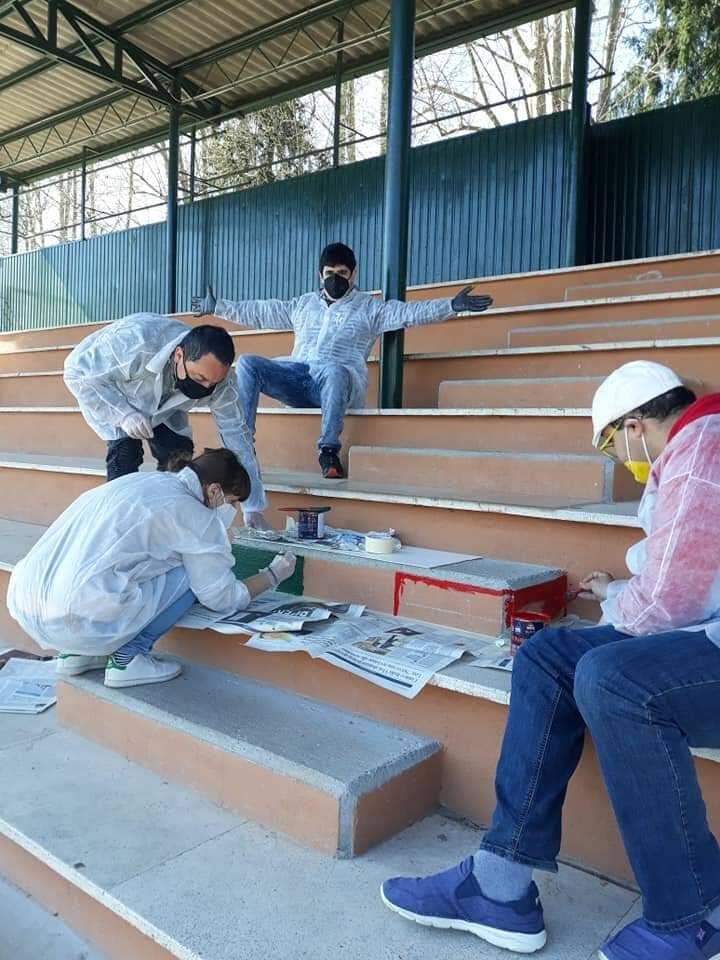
278,506,331,539
510,611,551,656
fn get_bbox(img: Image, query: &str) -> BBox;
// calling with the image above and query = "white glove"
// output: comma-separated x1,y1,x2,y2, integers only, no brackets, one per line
121,412,153,440
244,511,271,531
268,552,297,585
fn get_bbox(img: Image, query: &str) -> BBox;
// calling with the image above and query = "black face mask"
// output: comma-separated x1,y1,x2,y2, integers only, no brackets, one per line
175,351,217,399
322,273,350,301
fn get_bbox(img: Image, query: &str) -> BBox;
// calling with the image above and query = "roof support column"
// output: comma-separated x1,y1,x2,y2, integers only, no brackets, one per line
566,0,592,266
332,20,345,167
379,0,415,409
80,148,88,241
167,102,180,314
10,185,19,255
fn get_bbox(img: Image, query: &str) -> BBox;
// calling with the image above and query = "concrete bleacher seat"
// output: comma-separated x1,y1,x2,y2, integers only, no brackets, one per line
3,250,720,957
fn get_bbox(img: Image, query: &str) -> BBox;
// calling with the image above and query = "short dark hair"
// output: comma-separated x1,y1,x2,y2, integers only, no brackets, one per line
169,447,250,501
182,324,235,367
319,242,356,273
624,386,696,424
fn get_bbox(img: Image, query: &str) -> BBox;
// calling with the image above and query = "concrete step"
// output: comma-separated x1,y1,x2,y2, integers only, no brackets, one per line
0,713,643,960
0,345,73,375
348,445,636,503
1,337,719,418
4,250,720,353
5,523,719,887
0,405,614,470
4,290,720,381
0,455,642,587
439,376,605,408
0,875,107,960
0,512,565,646
58,662,441,857
510,311,720,348
398,338,720,406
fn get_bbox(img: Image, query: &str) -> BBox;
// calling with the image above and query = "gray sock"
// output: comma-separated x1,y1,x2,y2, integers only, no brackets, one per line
473,848,533,903
706,904,720,928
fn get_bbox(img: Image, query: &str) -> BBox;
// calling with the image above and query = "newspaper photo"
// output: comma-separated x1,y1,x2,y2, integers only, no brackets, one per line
0,657,57,714
248,613,468,698
176,593,365,635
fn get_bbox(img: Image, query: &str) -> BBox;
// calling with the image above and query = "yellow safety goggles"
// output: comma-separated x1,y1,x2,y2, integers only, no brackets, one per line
598,423,620,461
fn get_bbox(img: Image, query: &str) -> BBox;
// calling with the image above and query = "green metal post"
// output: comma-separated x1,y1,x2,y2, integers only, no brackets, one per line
379,0,415,409
167,104,180,313
10,184,19,254
80,148,87,241
566,0,592,266
332,19,344,167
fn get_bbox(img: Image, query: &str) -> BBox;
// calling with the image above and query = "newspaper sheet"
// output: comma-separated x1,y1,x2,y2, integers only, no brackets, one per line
248,613,468,698
0,657,57,714
177,594,365,635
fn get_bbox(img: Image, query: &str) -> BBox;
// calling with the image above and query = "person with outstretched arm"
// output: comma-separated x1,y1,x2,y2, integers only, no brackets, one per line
192,242,493,479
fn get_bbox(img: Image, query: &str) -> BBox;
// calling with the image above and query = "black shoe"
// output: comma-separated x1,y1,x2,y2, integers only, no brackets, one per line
319,447,345,479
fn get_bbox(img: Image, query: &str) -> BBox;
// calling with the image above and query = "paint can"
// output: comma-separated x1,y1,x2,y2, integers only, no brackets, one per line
279,506,331,539
510,611,551,656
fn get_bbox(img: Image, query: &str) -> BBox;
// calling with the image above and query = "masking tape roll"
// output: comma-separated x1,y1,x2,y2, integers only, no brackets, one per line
365,534,395,554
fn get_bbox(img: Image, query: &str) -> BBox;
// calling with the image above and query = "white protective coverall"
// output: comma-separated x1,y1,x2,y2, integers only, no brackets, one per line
7,468,249,655
601,399,720,640
215,288,456,408
64,314,265,514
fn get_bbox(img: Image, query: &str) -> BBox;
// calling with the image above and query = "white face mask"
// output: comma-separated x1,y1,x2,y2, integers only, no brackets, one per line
215,502,237,529
206,488,237,528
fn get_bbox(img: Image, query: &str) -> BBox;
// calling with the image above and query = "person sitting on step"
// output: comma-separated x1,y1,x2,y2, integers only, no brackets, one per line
64,314,268,530
7,448,296,689
191,242,493,480
380,360,720,960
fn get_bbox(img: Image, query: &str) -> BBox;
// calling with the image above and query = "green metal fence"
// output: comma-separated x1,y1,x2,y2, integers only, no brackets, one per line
2,97,720,333
0,112,571,331
586,96,720,264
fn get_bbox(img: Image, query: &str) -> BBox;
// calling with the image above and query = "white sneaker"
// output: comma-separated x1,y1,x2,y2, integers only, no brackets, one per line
56,653,109,677
104,654,182,689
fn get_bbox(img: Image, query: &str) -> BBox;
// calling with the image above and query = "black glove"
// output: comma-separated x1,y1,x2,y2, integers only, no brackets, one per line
191,284,217,317
451,284,493,313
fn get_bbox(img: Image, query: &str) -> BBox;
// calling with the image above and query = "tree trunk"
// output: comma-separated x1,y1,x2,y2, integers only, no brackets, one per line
533,19,547,115
597,0,624,121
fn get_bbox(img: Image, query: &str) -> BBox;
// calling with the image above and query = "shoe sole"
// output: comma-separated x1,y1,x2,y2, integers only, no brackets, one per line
56,662,107,677
322,470,344,479
380,887,547,954
104,665,182,689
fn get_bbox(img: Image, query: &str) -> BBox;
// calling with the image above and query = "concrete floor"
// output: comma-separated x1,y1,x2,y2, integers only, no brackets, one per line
0,875,106,960
0,710,642,960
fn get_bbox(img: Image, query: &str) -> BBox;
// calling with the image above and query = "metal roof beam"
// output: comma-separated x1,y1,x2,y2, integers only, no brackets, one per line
0,0,217,117
4,0,570,183
0,0,193,93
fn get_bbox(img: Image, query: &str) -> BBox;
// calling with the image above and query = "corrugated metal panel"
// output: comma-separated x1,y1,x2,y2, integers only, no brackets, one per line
587,97,720,264
0,112,570,331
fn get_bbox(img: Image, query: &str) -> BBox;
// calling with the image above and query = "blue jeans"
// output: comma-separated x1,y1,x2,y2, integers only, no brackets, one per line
481,624,720,930
236,355,353,451
114,567,196,660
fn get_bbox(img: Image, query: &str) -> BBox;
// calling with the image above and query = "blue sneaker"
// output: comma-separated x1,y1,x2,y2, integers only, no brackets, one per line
599,919,720,959
380,856,546,953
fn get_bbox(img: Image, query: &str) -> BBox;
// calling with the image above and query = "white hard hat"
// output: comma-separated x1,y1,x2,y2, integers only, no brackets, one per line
591,361,684,448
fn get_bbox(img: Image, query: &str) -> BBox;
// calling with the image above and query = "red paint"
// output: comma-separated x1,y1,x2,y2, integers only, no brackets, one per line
393,571,567,627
